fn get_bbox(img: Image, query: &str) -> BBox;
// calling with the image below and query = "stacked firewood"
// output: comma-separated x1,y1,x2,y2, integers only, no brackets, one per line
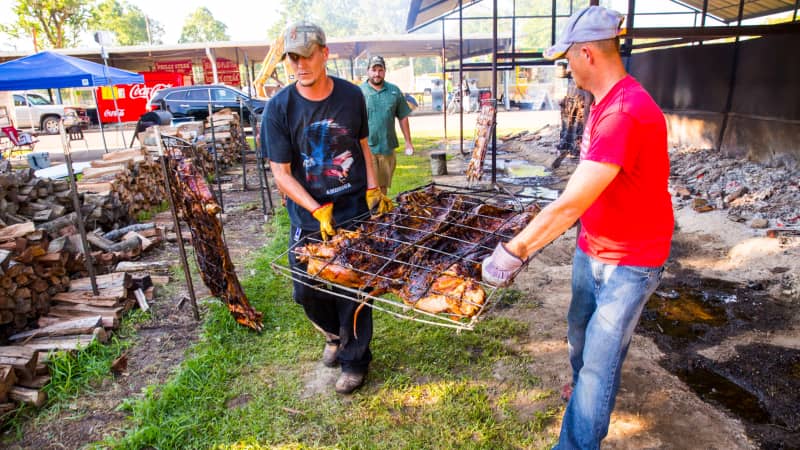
0,271,157,419
0,169,75,227
77,148,167,228
0,222,70,336
200,109,248,167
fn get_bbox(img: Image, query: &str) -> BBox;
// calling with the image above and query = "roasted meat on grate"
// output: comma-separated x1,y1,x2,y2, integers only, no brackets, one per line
166,156,263,331
296,186,537,319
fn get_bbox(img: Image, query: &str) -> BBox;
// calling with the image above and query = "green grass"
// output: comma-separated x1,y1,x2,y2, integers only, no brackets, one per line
135,200,170,222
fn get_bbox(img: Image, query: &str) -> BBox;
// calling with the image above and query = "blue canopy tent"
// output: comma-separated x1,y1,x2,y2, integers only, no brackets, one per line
0,51,144,151
0,50,143,90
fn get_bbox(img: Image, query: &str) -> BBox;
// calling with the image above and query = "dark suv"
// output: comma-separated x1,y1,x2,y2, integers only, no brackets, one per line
148,84,266,125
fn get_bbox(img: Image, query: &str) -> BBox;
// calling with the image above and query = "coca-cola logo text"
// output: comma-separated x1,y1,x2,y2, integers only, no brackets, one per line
130,83,173,101
104,109,125,117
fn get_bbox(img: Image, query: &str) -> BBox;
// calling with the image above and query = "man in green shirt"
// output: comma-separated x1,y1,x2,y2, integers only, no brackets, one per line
360,55,415,194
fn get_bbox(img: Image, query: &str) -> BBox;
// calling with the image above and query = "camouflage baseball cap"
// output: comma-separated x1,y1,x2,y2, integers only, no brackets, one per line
282,22,326,59
368,55,385,69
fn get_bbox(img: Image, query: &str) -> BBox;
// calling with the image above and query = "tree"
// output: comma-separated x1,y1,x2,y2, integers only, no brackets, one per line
89,0,164,46
268,0,407,41
0,0,91,49
178,7,230,43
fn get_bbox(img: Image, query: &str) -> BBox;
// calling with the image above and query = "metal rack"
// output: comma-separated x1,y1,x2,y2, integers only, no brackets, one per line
271,183,540,331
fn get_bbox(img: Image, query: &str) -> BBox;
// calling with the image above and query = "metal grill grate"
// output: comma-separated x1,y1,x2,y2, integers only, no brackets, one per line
271,183,542,331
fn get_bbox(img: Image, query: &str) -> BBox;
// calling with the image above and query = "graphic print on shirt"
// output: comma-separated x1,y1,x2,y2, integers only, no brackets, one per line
301,119,356,197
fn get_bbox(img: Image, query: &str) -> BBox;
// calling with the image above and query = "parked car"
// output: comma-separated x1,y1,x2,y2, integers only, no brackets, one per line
147,84,266,125
12,93,90,134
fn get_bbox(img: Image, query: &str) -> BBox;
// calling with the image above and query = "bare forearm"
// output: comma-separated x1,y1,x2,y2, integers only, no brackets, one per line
399,117,413,146
360,138,379,188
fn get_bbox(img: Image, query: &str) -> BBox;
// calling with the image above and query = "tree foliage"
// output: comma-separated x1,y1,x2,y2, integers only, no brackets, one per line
268,0,408,41
178,7,230,43
1,0,91,49
89,0,164,46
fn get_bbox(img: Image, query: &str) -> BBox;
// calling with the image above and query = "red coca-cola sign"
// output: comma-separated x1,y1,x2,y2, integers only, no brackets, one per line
95,72,184,123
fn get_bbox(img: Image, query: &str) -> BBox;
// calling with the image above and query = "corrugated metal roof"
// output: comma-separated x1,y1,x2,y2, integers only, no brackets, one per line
672,0,797,23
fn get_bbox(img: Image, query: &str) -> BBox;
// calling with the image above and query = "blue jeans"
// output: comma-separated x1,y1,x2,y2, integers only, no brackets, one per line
555,247,664,450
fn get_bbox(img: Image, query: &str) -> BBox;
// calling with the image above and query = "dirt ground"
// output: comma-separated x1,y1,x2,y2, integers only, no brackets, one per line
4,126,800,449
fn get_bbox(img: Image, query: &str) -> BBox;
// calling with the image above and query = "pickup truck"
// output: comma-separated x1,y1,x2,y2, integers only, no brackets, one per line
12,93,90,135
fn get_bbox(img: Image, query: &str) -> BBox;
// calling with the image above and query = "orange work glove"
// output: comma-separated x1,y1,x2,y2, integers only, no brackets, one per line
311,203,335,241
365,187,394,214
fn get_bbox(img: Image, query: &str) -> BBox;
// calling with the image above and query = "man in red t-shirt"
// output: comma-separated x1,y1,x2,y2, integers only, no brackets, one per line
482,6,673,448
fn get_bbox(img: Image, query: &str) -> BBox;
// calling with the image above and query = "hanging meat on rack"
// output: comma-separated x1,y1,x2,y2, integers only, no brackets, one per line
166,156,263,331
295,186,537,318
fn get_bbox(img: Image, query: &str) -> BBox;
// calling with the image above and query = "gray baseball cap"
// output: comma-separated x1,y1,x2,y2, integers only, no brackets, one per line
282,22,326,59
368,55,385,69
543,6,625,60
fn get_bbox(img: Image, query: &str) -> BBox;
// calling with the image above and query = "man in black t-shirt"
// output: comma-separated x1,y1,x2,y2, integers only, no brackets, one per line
262,22,391,395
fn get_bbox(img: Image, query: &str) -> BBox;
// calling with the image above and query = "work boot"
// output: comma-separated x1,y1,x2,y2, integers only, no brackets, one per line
322,342,339,367
335,371,366,394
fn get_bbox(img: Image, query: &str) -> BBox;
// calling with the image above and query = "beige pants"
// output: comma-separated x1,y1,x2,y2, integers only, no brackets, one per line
372,152,397,190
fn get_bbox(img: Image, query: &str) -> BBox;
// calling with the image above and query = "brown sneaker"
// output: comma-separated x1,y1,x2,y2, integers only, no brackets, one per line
335,371,365,394
322,342,339,367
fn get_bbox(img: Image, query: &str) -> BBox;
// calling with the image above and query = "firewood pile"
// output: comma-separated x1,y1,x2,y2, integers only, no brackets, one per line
77,148,167,228
0,222,71,337
200,109,248,167
0,169,75,227
0,271,155,421
0,216,166,339
137,109,248,178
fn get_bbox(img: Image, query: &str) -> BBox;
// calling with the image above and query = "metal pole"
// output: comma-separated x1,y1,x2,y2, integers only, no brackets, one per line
491,0,498,184
92,90,109,153
206,87,225,213
154,127,200,321
441,19,447,150
459,0,464,156
697,0,709,46
625,0,635,56
238,97,247,191
255,133,274,219
100,50,126,147
716,0,745,152
551,0,557,46
59,124,98,295
794,0,798,21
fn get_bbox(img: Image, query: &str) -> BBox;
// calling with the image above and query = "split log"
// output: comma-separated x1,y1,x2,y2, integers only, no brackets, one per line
69,272,130,291
133,288,149,312
103,223,155,241
114,261,171,273
8,316,103,341
9,386,46,407
36,212,78,236
21,328,108,352
15,375,50,389
52,286,127,306
0,366,16,402
0,222,35,242
38,315,117,330
0,347,37,379
48,303,124,319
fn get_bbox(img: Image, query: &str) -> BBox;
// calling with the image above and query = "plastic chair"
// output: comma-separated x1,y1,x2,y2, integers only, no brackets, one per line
0,125,38,159
66,124,89,152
